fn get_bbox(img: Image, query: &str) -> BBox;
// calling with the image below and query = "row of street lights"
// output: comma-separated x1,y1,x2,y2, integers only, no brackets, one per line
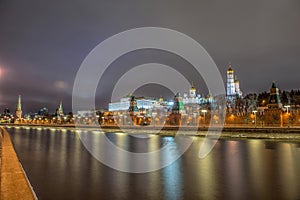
201,109,207,127
252,105,291,128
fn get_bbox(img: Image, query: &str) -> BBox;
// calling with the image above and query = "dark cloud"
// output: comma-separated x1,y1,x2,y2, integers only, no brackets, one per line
0,0,299,113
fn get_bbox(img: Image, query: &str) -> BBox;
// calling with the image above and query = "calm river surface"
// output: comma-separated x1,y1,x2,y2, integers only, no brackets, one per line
6,126,300,200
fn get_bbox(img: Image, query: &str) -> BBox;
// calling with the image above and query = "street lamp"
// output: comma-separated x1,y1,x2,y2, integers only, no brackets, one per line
284,105,291,128
253,110,258,128
193,112,198,126
152,112,157,127
201,109,207,127
284,105,291,113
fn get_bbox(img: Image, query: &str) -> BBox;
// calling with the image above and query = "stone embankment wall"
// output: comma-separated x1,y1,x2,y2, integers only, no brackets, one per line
0,127,37,200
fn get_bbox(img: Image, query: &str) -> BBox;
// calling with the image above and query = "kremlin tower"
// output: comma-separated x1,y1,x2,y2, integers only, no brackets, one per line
168,93,185,125
172,93,185,114
128,96,139,116
264,81,283,126
267,81,282,109
15,95,22,119
56,101,64,118
128,96,139,125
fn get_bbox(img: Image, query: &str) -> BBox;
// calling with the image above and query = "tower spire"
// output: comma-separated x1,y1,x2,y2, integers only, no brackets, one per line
15,95,22,119
17,95,21,110
59,101,63,113
56,101,64,117
59,101,63,110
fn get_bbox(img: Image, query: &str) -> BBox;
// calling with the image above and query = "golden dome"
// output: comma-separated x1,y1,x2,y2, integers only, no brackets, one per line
227,67,234,72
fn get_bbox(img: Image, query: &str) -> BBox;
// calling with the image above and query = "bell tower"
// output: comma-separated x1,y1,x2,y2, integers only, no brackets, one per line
189,82,196,98
226,64,235,97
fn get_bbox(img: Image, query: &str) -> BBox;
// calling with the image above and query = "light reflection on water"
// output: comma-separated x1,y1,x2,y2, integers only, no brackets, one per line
6,127,300,200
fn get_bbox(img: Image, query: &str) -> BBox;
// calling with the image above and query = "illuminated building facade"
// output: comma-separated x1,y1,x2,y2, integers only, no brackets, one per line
109,95,172,113
226,64,243,102
56,101,64,118
182,84,214,105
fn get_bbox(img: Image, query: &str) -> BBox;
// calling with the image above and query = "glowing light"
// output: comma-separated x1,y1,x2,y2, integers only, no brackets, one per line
168,101,174,106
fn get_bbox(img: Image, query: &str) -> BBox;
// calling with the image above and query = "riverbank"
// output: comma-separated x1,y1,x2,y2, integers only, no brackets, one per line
3,123,300,141
0,127,37,200
3,123,300,131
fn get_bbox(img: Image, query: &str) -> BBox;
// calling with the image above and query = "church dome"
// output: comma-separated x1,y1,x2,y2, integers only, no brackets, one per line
190,85,196,91
190,82,196,91
227,67,234,72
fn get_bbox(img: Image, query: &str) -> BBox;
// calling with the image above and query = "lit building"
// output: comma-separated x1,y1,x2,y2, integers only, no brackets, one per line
128,96,139,116
183,83,201,104
56,101,64,117
14,95,22,119
109,95,172,113
182,84,214,105
267,81,282,109
234,77,242,97
171,93,185,114
226,64,243,101
227,66,235,97
167,93,185,125
108,84,214,117
264,81,284,126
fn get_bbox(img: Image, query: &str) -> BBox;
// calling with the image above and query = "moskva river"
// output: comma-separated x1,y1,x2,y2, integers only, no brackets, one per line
7,126,300,200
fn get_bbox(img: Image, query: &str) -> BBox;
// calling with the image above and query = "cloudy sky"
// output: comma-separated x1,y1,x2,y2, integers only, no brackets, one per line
0,0,299,113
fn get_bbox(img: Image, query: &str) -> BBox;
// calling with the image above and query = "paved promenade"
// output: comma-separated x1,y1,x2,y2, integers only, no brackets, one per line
0,127,37,200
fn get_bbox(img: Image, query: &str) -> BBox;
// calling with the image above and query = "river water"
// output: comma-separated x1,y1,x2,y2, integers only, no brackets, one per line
6,126,300,200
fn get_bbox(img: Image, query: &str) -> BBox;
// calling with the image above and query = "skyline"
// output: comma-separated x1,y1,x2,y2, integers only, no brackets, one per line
0,0,300,112
2,77,298,114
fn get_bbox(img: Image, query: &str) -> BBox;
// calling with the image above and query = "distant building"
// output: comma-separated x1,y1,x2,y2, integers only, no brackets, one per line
227,66,235,97
56,101,64,117
182,84,213,105
128,96,139,116
109,95,172,113
226,64,242,101
38,107,49,116
183,83,200,104
4,108,10,115
267,82,282,109
234,77,242,97
168,93,185,125
264,82,283,126
14,95,22,119
108,95,172,125
171,93,185,114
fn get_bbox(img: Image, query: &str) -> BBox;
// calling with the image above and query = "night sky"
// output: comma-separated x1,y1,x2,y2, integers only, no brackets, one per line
0,0,299,113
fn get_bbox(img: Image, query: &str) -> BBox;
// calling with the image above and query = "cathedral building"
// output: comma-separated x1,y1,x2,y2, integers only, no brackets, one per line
182,83,213,105
226,64,243,102
183,83,201,104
